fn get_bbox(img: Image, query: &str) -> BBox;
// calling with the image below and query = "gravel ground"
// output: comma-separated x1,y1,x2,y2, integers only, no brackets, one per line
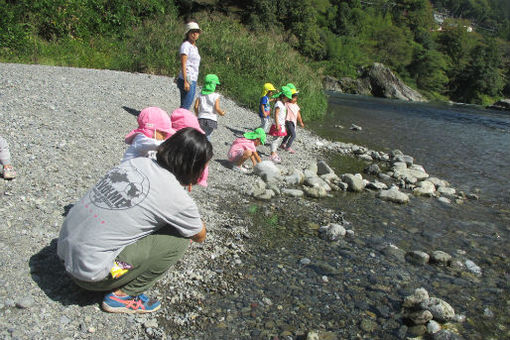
0,63,326,339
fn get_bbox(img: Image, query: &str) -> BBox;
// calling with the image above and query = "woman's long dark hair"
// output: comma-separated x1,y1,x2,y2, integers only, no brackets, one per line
157,128,213,186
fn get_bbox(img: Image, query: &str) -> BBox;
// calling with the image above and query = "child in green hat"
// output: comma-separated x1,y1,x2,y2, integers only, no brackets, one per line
268,86,293,163
227,128,265,173
194,74,225,141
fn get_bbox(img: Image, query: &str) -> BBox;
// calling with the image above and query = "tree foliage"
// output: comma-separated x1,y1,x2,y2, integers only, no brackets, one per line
2,0,509,104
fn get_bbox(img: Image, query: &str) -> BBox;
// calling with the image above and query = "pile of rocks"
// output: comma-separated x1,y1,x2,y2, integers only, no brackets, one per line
244,142,475,206
401,288,465,338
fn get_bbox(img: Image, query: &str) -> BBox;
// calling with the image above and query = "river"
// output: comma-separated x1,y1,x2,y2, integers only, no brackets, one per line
174,94,510,339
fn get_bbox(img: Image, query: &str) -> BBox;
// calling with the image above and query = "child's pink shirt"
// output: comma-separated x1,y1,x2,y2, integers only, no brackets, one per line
285,103,300,125
227,138,257,162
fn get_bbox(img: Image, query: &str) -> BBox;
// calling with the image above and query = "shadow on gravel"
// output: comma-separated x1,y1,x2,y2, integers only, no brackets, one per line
122,106,141,117
225,126,247,137
29,239,102,307
62,203,74,217
215,159,234,170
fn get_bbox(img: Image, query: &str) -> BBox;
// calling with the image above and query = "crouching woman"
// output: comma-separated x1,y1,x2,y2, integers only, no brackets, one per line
57,128,212,314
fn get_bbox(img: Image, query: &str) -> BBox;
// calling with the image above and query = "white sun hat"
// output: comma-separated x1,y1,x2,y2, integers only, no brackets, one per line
185,22,201,34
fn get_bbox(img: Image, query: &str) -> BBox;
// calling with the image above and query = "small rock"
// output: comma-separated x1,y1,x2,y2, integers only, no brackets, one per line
430,250,452,266
465,259,482,276
403,288,429,308
300,258,312,265
427,320,441,334
407,310,433,325
420,297,455,322
405,251,430,265
377,186,409,204
15,297,34,309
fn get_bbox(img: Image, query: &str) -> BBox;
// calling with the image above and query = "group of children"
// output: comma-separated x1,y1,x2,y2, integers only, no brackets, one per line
228,82,304,172
55,74,306,315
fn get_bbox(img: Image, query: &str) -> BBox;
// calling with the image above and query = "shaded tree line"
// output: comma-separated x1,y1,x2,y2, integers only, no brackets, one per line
228,0,509,104
2,0,509,104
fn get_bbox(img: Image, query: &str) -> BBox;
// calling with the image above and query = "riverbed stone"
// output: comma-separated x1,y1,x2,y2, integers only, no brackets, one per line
427,320,442,334
381,244,406,262
282,188,304,197
364,164,381,175
438,197,451,204
407,324,427,337
465,259,482,276
413,180,436,197
429,329,464,340
284,169,304,185
366,180,388,191
377,186,410,204
360,318,377,332
302,186,328,198
359,154,373,162
420,297,455,322
254,161,281,182
405,250,430,265
304,176,331,192
438,186,456,198
407,310,433,325
317,161,334,176
321,223,346,241
428,177,449,188
430,251,452,265
392,162,407,171
403,288,430,308
320,172,340,184
341,173,365,192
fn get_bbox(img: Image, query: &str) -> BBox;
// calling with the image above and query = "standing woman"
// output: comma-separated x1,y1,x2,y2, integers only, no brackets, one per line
177,21,202,110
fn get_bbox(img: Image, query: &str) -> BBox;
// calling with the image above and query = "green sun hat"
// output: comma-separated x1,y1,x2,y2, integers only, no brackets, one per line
244,127,266,145
286,83,299,95
202,74,220,95
271,85,293,99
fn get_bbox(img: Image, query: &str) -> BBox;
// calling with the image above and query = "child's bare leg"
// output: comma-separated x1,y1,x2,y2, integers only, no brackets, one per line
236,150,252,166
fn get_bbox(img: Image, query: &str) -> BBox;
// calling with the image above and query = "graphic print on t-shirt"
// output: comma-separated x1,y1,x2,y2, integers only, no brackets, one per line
89,166,149,210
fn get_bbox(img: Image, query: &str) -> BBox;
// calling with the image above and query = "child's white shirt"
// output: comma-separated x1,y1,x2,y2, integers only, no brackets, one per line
197,92,221,121
121,134,163,163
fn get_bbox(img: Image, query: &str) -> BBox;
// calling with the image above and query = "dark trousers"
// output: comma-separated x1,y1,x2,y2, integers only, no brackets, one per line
282,121,296,148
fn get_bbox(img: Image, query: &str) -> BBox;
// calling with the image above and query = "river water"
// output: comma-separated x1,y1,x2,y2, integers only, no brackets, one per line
175,94,510,339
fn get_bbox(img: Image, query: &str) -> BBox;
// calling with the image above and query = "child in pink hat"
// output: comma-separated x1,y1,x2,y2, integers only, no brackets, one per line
170,108,209,187
121,107,175,163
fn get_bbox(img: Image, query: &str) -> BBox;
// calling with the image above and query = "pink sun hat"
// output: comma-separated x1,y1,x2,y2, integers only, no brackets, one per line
125,107,175,144
170,108,209,187
170,108,205,134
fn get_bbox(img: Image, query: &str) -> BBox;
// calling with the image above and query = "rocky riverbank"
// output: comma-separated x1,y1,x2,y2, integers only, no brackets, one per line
0,63,335,339
0,63,506,340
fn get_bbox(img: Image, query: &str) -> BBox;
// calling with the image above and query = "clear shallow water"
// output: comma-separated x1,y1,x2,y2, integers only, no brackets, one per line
311,93,510,209
171,95,510,339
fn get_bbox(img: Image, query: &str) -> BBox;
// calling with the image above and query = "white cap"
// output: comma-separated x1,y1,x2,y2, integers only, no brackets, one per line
185,22,201,34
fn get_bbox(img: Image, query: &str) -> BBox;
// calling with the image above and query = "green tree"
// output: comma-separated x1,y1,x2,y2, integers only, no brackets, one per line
409,47,449,93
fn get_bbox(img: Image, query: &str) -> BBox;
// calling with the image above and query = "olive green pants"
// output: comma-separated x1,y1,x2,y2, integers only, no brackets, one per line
73,228,190,296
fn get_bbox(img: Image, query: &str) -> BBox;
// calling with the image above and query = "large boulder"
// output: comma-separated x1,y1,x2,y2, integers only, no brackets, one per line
323,63,426,102
487,98,510,111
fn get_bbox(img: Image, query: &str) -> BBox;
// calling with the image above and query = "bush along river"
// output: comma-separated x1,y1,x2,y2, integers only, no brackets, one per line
163,94,510,339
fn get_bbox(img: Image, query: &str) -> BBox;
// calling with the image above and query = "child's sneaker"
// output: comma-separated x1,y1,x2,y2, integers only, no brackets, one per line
102,293,161,314
233,165,249,173
2,165,16,180
285,147,296,154
269,154,281,164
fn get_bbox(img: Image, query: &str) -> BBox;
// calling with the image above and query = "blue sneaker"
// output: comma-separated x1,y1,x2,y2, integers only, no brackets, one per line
102,293,161,314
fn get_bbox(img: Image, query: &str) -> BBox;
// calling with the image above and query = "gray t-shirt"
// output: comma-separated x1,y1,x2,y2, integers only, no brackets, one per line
57,157,202,282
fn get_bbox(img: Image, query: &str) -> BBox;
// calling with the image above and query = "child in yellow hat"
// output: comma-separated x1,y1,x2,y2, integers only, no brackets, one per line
259,83,277,133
